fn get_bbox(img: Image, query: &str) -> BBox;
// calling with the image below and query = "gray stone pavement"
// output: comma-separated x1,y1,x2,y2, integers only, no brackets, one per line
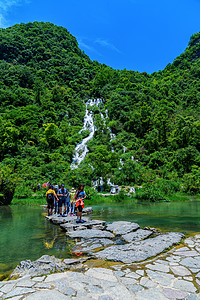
1,235,200,299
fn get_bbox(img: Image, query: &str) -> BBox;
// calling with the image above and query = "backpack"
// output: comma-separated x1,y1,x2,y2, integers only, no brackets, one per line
47,193,54,201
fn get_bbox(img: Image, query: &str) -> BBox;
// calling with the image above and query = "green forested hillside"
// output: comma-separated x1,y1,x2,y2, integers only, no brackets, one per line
0,21,199,202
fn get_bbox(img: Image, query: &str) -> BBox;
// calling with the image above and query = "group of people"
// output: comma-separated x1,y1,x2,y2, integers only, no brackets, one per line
45,183,86,224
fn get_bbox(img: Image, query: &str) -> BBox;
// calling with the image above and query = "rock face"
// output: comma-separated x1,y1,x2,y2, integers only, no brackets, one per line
94,232,184,263
106,221,140,235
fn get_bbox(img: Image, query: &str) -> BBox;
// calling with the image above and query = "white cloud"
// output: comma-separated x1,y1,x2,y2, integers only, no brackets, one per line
77,37,102,56
0,0,30,27
95,38,121,54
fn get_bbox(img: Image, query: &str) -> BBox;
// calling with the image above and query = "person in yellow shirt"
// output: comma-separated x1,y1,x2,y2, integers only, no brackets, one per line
46,184,59,216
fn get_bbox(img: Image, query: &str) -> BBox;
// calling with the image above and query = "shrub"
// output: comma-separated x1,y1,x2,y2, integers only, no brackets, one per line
14,184,32,199
153,179,180,195
135,185,166,202
115,190,128,202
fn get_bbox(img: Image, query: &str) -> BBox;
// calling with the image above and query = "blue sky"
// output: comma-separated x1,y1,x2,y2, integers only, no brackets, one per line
1,0,200,73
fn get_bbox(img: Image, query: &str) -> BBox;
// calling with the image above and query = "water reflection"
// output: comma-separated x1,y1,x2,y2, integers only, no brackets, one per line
0,206,72,276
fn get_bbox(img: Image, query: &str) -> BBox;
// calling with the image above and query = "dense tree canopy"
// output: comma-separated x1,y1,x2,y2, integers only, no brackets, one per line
0,21,200,200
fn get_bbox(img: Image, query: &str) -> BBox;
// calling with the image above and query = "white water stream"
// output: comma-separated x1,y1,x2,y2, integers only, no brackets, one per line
70,99,103,170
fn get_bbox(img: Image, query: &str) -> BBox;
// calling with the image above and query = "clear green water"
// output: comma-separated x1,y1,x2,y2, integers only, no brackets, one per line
0,206,72,277
92,200,200,234
1,200,200,277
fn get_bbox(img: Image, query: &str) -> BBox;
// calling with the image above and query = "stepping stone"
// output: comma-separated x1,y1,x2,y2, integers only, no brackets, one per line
106,221,140,235
24,289,69,299
71,238,114,253
67,229,114,239
4,287,36,299
122,229,153,243
94,232,184,263
60,220,105,232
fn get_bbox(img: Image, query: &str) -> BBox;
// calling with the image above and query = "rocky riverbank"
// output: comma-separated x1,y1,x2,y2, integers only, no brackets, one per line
1,235,200,299
1,209,200,299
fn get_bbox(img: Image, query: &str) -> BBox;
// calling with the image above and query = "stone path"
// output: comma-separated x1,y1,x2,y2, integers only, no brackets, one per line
1,235,200,299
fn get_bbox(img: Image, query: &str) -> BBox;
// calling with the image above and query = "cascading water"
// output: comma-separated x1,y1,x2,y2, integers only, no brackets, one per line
70,99,103,170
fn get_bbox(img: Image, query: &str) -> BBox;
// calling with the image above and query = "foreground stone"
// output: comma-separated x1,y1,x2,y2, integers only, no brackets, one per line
4,234,200,299
94,232,184,263
10,255,87,279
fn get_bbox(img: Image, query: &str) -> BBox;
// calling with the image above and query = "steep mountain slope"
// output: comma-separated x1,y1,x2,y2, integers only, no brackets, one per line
0,21,199,198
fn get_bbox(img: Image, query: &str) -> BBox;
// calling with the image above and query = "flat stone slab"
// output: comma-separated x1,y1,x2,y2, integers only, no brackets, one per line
106,221,140,235
94,232,184,263
170,265,191,276
25,289,70,299
122,229,153,243
162,288,188,299
180,257,200,269
50,216,90,225
67,229,115,239
71,238,114,253
60,220,106,232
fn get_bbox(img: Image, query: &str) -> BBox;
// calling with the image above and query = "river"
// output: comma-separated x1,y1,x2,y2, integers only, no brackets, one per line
1,200,200,278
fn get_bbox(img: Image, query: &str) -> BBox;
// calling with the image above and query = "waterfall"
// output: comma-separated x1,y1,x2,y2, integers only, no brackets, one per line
70,99,103,170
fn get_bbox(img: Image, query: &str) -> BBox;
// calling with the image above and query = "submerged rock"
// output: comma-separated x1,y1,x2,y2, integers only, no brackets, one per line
94,232,184,263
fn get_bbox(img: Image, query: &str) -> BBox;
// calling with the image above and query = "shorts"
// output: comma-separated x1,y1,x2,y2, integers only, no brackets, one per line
76,205,83,212
58,199,66,207
47,199,54,209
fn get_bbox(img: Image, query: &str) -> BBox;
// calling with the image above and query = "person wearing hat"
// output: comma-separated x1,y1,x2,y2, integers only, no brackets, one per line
57,184,70,217
69,188,76,216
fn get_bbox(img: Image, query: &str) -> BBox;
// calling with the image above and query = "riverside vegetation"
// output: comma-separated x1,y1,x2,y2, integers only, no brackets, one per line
0,21,200,204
